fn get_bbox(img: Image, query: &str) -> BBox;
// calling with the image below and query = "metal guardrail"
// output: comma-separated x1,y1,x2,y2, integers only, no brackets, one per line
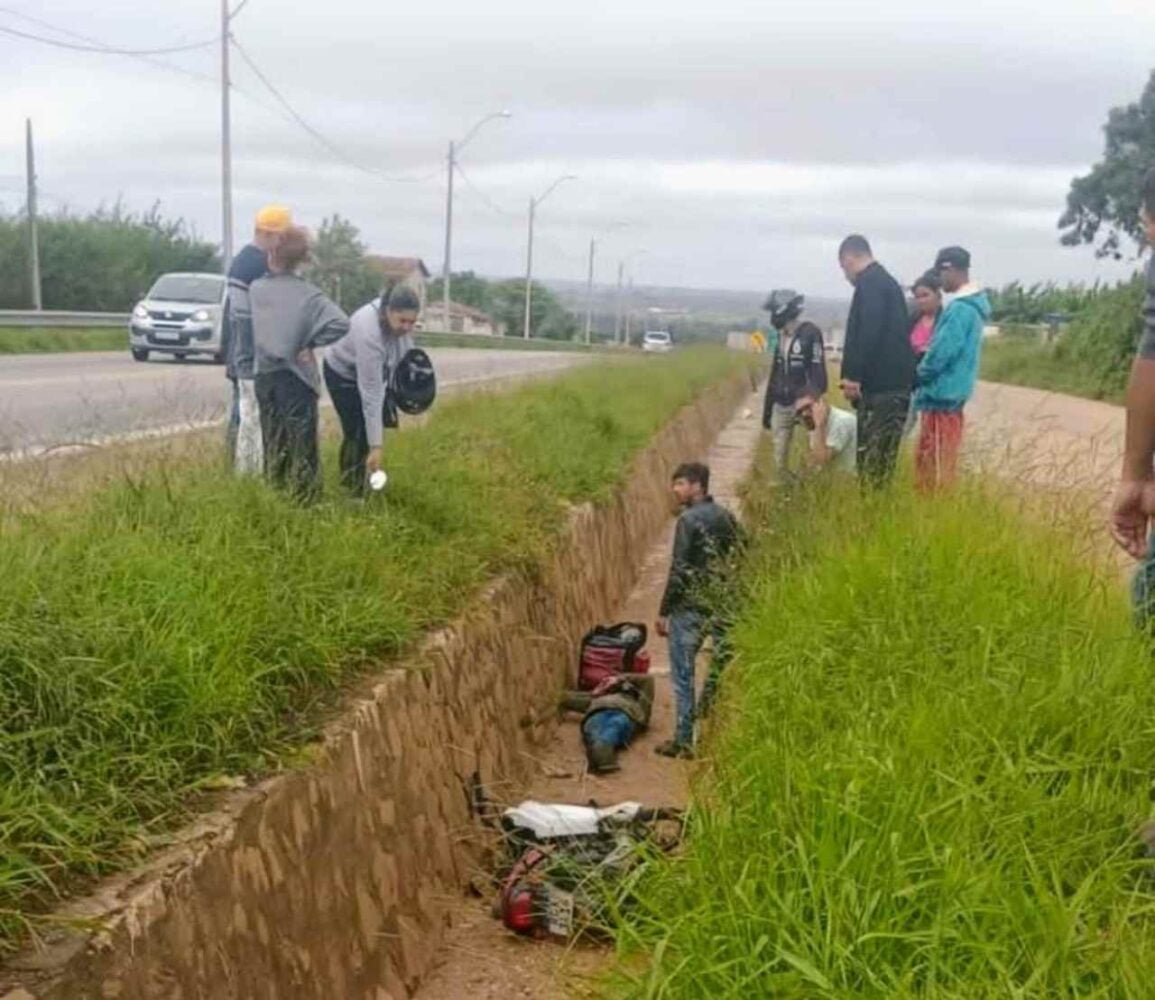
0,310,128,329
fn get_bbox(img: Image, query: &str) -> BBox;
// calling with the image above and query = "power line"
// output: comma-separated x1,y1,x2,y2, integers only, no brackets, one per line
0,6,217,85
230,38,440,185
0,21,215,56
453,162,519,218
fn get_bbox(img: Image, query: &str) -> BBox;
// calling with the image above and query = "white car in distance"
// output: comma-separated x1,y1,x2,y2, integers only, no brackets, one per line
642,330,673,353
129,272,227,363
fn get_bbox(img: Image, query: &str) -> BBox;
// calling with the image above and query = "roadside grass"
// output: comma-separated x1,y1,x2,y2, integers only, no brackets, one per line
982,336,1125,404
611,466,1155,998
0,327,124,354
0,326,606,356
0,348,753,953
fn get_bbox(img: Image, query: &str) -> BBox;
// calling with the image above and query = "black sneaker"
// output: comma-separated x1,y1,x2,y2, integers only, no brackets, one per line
654,740,693,760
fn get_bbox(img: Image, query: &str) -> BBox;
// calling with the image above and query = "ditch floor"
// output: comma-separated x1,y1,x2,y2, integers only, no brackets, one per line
411,390,765,1000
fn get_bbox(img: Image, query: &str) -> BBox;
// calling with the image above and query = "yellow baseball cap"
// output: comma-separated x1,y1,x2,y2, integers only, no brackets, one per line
254,204,292,233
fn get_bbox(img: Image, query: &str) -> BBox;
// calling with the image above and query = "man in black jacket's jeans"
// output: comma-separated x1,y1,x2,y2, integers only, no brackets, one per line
838,234,917,485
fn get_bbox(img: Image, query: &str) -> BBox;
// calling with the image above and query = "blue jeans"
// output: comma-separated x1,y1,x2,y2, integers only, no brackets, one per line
667,610,729,747
1133,535,1155,630
583,709,637,750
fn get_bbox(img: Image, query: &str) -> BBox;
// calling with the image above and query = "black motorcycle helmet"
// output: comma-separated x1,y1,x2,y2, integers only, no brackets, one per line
763,289,805,331
392,348,437,415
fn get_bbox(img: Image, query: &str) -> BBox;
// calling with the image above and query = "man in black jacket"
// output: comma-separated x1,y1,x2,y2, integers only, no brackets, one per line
761,289,827,481
656,462,740,758
838,234,916,485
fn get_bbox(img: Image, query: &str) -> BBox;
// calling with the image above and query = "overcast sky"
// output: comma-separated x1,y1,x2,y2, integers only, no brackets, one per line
2,0,1154,297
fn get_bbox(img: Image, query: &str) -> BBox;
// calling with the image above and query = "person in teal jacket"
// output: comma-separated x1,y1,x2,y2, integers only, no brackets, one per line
913,246,990,491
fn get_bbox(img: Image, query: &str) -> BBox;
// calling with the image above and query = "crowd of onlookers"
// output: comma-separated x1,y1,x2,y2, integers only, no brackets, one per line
221,205,434,503
761,234,989,492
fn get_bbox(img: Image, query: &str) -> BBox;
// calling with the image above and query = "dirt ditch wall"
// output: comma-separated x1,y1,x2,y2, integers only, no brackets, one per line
0,371,754,1000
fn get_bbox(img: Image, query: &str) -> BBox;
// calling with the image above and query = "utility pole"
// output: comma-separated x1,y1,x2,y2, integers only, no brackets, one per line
613,260,625,344
25,119,41,311
522,173,575,340
442,111,511,334
624,276,635,345
584,238,596,344
220,0,234,268
522,196,536,339
442,140,454,332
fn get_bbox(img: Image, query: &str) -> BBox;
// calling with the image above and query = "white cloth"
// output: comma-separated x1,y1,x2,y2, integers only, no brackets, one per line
234,379,264,476
819,406,857,473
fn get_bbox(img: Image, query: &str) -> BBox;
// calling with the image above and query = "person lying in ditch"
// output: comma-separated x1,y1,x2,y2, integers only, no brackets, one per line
655,462,741,759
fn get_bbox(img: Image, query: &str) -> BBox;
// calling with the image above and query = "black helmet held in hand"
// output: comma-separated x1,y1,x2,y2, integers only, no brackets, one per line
391,348,437,415
763,289,805,330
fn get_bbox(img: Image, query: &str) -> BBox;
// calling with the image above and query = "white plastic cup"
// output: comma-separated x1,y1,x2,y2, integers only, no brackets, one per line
369,470,388,492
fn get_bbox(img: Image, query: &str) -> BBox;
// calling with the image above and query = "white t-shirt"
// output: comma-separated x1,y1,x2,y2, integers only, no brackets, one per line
820,406,857,472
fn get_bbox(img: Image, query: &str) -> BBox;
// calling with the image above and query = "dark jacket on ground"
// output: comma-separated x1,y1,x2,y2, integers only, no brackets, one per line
841,261,917,395
222,244,269,381
762,320,828,424
660,496,740,616
1138,256,1155,360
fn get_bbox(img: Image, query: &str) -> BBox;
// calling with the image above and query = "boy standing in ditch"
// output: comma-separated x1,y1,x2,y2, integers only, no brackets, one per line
655,462,740,758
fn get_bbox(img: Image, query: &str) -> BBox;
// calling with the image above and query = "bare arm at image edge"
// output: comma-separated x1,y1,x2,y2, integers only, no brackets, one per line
1111,355,1155,559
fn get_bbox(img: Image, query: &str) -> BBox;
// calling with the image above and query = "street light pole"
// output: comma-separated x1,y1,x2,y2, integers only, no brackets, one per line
522,174,576,340
442,139,454,332
442,110,511,332
614,260,625,344
523,197,536,340
583,238,596,344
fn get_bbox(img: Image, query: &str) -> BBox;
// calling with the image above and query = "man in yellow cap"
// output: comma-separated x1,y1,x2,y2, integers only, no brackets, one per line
224,204,292,470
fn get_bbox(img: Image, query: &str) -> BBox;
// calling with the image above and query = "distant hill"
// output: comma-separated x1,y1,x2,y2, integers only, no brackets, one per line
541,277,850,344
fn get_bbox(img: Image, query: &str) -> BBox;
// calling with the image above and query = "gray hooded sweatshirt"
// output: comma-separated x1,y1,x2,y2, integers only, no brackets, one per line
324,302,415,447
250,272,349,394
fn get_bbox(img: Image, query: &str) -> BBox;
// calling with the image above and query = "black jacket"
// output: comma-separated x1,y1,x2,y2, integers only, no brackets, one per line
841,261,916,394
660,497,741,616
762,320,828,424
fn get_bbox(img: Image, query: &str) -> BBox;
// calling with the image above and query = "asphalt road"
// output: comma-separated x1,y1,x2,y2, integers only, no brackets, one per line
0,349,591,454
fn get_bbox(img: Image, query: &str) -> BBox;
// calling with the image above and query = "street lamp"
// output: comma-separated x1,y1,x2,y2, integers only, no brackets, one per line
523,174,577,339
584,221,630,345
614,249,647,345
442,110,512,330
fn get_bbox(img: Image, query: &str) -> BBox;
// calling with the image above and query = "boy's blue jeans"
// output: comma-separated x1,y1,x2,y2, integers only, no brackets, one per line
668,610,729,747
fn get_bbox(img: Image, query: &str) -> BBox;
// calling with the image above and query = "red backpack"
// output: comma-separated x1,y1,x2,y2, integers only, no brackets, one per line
578,622,651,691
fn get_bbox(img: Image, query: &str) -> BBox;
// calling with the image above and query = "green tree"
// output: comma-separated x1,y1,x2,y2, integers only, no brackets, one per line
428,271,492,312
487,279,578,340
1059,69,1155,258
307,214,382,311
0,202,219,311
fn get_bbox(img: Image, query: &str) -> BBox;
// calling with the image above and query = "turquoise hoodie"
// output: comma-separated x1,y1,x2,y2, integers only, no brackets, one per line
914,288,991,412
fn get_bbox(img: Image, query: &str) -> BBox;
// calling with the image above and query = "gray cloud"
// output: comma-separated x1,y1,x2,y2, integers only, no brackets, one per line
1,0,1152,296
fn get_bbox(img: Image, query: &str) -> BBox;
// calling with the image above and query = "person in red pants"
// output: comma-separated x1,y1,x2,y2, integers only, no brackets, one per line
913,247,991,492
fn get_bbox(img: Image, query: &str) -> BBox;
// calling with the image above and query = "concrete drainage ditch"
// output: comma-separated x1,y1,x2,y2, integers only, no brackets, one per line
0,371,755,1000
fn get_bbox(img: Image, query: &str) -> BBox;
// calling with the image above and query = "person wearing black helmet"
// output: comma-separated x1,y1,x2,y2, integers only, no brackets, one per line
322,283,421,494
760,289,828,481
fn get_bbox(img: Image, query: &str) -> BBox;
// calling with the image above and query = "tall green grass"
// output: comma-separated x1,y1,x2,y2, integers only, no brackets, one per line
613,469,1155,998
0,349,752,952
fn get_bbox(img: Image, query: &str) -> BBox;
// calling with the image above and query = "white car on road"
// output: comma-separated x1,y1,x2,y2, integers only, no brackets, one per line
642,330,673,353
129,272,227,363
